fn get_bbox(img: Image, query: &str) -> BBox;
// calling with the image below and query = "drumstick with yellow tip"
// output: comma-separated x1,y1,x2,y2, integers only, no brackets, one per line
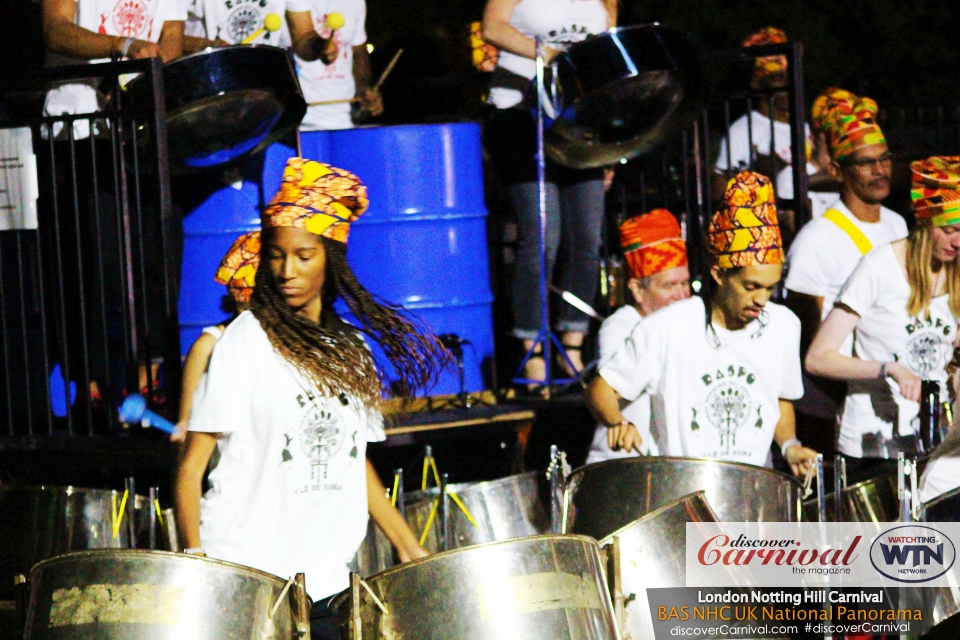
241,13,282,44
324,11,345,31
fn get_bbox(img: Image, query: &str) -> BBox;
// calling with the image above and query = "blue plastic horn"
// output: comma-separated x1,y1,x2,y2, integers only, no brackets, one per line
118,394,177,434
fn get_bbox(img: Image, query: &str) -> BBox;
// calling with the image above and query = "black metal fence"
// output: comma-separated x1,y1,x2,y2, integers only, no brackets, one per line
0,58,180,439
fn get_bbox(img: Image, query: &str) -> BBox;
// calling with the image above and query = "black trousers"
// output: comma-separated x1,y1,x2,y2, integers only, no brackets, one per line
310,595,340,640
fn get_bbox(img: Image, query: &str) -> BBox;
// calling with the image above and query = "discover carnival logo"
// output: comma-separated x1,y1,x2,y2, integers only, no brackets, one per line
869,525,956,583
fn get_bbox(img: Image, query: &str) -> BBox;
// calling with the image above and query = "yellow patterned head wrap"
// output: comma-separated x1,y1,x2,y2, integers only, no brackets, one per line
708,171,783,269
811,87,854,133
263,158,368,243
911,157,960,227
214,231,261,303
818,92,886,162
742,27,788,86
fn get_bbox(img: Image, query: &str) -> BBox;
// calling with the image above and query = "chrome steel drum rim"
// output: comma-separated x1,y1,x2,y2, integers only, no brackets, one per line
404,471,541,504
30,548,288,584
598,490,717,543
568,455,802,485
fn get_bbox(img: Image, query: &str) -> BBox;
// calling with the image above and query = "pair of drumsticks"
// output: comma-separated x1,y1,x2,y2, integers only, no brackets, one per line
239,10,345,44
307,48,404,107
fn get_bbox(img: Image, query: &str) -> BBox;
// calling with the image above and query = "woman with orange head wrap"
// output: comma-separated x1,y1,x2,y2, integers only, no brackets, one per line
807,157,960,483
175,158,449,639
586,172,818,475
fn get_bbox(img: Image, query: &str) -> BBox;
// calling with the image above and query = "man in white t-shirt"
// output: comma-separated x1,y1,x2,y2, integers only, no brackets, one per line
586,171,818,474
713,28,834,221
585,209,690,464
184,0,292,49
287,0,382,130
42,0,186,137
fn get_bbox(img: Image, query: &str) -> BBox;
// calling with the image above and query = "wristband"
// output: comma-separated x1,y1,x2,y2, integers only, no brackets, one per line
607,418,630,429
120,37,136,57
879,362,890,380
779,438,802,456
183,547,205,555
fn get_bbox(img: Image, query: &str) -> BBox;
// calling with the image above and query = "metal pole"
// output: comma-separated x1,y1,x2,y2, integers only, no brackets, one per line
439,473,450,552
148,487,158,550
833,455,844,522
549,444,561,533
395,468,405,517
897,453,911,523
535,36,551,391
815,454,826,523
125,477,137,548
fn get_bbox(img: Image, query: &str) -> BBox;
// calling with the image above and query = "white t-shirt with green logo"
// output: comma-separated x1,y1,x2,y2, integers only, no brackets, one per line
189,311,384,600
599,296,803,467
835,243,958,458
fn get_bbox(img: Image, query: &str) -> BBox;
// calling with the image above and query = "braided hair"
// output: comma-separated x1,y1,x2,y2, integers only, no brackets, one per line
251,235,449,404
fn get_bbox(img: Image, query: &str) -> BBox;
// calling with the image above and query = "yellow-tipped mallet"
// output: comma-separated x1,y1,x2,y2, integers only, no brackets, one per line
325,11,345,31
241,13,282,44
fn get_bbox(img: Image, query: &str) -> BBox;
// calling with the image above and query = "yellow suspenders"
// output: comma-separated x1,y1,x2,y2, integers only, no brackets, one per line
822,208,873,256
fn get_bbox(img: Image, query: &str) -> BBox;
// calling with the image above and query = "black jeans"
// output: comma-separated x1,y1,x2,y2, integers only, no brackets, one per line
310,595,340,640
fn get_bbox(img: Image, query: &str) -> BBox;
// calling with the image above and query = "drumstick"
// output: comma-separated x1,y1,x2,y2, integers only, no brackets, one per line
306,49,404,107
241,13,281,45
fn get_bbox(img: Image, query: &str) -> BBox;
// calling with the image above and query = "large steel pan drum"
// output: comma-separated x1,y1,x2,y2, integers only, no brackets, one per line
564,457,802,540
922,484,960,523
332,534,619,640
129,45,306,169
0,486,154,599
23,550,298,639
356,519,394,577
404,471,550,553
600,492,748,640
802,471,900,522
547,24,703,169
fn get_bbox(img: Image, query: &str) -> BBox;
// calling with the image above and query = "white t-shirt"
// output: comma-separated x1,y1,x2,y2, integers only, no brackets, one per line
586,305,657,464
43,0,187,139
488,0,608,110
714,111,823,204
599,297,804,467
189,311,385,600
786,200,908,318
287,0,366,131
189,0,292,46
834,244,958,458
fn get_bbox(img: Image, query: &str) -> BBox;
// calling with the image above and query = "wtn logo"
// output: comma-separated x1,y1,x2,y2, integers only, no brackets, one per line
879,543,944,566
870,526,956,583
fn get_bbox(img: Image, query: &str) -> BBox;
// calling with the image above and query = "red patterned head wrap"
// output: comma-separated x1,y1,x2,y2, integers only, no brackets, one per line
742,27,788,86
619,209,688,280
214,231,261,303
816,92,886,162
911,156,960,227
263,158,368,243
708,171,783,269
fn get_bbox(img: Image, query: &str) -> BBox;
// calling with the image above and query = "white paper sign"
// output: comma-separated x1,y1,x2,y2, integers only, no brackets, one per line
0,127,39,230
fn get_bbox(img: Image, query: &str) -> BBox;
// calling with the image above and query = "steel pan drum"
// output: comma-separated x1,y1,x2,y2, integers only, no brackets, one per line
547,24,703,169
404,471,550,553
332,534,619,640
23,550,298,639
564,457,802,540
801,471,900,522
0,486,155,600
129,45,306,169
600,492,748,640
356,519,394,577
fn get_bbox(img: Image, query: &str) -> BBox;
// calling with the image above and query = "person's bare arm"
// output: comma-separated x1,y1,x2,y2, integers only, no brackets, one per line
174,431,219,550
366,460,427,562
157,20,184,62
173,332,219,441
42,0,160,59
352,44,383,116
773,400,818,476
286,10,338,63
482,0,560,61
806,305,921,401
585,375,642,453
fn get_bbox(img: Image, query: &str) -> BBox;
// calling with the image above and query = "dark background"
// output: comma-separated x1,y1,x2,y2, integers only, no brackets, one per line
3,0,958,114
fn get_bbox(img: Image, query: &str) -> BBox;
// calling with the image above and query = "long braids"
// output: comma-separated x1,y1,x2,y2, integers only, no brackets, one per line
251,236,448,403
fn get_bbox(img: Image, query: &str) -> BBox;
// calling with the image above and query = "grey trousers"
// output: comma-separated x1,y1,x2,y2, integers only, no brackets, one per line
507,178,605,339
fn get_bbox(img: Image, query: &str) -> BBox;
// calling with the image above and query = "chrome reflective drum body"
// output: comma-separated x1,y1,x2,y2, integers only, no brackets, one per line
127,45,306,170
0,486,152,600
801,471,900,522
356,518,394,577
404,471,550,553
547,24,704,169
600,492,747,640
333,534,619,640
564,457,802,540
23,550,299,639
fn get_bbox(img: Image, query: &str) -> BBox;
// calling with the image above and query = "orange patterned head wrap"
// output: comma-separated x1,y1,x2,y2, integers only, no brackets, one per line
742,27,788,86
214,231,261,303
911,156,960,227
619,209,688,280
708,171,783,269
263,158,368,243
818,92,886,162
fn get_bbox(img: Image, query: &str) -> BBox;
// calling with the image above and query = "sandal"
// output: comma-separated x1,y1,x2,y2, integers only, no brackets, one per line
557,343,583,377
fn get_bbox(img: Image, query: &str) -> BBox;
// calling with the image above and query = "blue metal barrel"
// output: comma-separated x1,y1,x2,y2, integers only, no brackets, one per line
263,124,495,395
177,180,261,355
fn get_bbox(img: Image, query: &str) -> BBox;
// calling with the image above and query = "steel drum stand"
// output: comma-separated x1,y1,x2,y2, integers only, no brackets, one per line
512,37,580,395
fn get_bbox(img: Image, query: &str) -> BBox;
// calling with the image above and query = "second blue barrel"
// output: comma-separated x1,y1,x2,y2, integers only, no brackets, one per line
264,123,495,396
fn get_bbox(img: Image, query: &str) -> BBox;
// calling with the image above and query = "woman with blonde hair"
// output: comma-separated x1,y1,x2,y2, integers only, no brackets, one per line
806,156,960,481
